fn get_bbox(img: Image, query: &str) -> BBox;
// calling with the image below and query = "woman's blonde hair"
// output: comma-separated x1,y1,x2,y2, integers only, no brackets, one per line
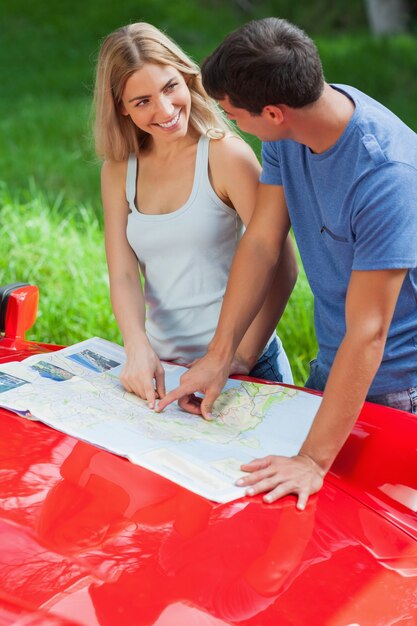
93,22,235,161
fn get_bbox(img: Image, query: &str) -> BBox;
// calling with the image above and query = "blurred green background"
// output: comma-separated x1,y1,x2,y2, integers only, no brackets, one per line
1,0,416,384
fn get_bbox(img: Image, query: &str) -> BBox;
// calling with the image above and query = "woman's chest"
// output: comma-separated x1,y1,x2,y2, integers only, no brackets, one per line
137,152,197,215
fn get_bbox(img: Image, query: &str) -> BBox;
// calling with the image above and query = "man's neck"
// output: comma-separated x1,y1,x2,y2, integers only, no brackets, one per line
286,83,356,154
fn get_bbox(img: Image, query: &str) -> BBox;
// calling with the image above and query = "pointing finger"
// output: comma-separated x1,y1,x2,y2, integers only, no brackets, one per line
156,384,193,412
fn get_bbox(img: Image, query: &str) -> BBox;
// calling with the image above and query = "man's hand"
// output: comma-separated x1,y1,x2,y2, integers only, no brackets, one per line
156,350,231,419
236,454,325,510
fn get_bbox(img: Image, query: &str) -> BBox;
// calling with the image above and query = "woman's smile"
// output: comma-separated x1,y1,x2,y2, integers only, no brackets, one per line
154,109,181,129
121,64,191,141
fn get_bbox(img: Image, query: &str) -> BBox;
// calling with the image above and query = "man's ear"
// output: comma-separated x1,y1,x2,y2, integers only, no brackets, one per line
262,105,284,124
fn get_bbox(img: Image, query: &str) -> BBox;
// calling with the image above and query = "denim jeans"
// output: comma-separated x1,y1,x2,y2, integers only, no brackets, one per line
304,359,327,392
249,336,293,384
367,387,417,414
305,358,417,415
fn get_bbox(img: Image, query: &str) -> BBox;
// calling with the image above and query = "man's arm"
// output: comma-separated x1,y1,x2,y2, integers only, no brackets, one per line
207,138,298,374
237,267,407,509
231,234,298,375
157,183,291,416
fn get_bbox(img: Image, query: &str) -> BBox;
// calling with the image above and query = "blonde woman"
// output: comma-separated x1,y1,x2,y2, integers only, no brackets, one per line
93,22,297,408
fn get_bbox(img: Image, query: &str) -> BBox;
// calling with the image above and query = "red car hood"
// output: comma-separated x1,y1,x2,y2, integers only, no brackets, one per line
0,341,416,625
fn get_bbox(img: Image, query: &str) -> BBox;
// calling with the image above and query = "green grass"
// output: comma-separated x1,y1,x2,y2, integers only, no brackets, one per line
0,183,120,346
0,183,315,383
1,2,416,384
2,1,416,212
278,263,317,384
0,182,315,382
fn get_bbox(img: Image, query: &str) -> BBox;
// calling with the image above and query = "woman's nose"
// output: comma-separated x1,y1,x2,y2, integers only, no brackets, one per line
157,95,175,118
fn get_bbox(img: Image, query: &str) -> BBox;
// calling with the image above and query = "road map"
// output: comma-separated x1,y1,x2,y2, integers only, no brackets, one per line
0,338,322,502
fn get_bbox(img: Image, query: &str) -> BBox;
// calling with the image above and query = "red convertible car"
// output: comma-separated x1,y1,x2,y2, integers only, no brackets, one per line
0,284,416,625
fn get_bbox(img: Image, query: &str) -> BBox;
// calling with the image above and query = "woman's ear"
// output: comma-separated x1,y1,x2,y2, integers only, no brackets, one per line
183,71,196,85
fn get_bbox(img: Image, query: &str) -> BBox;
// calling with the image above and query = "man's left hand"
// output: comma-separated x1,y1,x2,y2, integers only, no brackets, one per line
237,454,325,510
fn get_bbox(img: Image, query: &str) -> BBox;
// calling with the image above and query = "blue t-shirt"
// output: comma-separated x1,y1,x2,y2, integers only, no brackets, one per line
260,84,417,394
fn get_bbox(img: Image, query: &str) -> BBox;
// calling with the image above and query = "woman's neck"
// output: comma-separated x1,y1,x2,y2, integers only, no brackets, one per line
145,130,199,161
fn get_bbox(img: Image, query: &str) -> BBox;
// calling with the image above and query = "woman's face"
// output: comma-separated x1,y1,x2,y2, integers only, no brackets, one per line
121,63,192,142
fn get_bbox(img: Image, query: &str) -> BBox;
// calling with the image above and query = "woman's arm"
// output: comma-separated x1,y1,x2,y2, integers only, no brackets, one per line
101,160,165,407
158,183,292,416
209,137,298,373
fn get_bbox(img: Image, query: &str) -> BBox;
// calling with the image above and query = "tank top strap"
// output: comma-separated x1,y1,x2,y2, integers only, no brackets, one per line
194,134,210,192
125,137,209,214
126,153,137,212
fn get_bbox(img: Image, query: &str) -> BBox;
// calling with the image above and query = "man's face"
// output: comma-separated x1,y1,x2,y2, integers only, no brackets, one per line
218,96,283,141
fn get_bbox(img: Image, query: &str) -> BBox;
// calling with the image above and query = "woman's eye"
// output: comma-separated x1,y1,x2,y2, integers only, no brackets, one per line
165,82,177,93
136,99,149,107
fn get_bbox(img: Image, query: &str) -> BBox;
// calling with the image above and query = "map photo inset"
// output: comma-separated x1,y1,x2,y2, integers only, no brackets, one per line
67,349,120,373
0,372,29,393
30,361,74,382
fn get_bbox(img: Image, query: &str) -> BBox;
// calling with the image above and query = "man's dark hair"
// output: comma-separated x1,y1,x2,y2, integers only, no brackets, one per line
201,17,324,114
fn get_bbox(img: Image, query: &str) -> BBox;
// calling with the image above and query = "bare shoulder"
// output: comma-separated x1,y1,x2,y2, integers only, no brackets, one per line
101,159,130,220
101,159,128,186
101,160,129,210
209,135,260,170
209,136,261,196
208,136,261,218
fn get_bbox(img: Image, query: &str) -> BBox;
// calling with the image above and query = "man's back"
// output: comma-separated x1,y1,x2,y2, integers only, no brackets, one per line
260,83,417,394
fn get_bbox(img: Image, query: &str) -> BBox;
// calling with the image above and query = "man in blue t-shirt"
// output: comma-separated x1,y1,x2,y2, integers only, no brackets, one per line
159,18,417,508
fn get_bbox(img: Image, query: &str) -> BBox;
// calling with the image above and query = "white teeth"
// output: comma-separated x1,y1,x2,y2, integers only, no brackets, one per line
157,111,180,128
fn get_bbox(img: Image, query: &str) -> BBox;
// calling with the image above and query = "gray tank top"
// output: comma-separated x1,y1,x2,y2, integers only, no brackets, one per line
126,135,244,365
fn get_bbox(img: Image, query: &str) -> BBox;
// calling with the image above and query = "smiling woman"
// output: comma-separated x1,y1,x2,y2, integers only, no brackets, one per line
121,65,191,138
93,22,232,161
92,22,298,410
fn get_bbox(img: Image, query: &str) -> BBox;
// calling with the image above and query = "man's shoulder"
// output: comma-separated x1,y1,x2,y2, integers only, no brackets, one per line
330,83,380,110
261,138,295,157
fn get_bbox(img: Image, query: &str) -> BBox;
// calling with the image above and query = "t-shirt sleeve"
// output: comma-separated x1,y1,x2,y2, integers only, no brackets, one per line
260,142,283,185
352,162,417,270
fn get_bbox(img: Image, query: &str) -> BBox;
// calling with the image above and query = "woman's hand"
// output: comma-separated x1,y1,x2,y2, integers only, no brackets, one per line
229,352,252,376
120,342,166,409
